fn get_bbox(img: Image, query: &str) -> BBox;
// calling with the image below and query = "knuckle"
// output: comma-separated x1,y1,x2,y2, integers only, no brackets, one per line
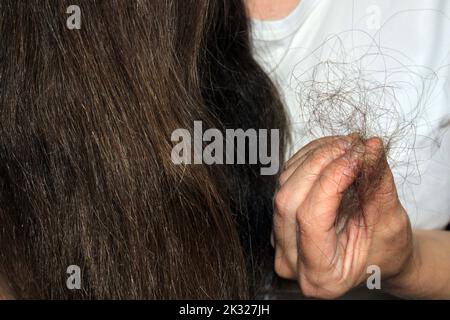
309,150,332,168
298,282,322,299
274,256,296,280
274,187,290,213
318,170,340,192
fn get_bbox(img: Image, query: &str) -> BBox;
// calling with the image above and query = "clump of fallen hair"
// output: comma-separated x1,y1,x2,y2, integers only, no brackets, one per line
293,34,439,227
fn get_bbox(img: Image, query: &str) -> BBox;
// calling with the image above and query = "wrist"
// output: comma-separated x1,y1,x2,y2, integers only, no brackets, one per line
384,231,422,297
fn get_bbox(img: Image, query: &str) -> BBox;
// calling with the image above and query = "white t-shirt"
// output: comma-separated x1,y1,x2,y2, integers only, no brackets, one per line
251,0,450,229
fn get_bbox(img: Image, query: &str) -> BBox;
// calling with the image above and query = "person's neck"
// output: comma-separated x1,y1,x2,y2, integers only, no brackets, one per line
245,0,301,20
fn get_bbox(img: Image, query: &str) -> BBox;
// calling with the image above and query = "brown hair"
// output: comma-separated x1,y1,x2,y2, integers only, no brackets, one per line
0,0,287,299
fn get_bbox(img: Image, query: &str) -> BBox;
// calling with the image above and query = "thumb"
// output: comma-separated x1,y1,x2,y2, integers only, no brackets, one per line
359,137,399,225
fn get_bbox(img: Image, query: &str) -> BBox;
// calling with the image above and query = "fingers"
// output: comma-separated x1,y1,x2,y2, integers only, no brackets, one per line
273,135,407,299
280,135,352,186
284,135,346,168
278,141,349,213
296,144,364,271
273,135,361,279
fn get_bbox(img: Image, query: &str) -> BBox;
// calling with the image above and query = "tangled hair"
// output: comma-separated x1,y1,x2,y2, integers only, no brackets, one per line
293,31,442,225
0,0,287,299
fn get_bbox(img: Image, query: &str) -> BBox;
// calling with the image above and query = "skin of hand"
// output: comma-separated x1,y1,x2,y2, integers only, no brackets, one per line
273,134,414,299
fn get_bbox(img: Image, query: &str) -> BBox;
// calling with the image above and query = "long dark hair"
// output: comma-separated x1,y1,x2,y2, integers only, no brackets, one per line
0,0,287,299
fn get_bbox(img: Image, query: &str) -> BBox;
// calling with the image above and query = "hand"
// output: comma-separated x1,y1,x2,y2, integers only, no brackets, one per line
273,135,414,298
